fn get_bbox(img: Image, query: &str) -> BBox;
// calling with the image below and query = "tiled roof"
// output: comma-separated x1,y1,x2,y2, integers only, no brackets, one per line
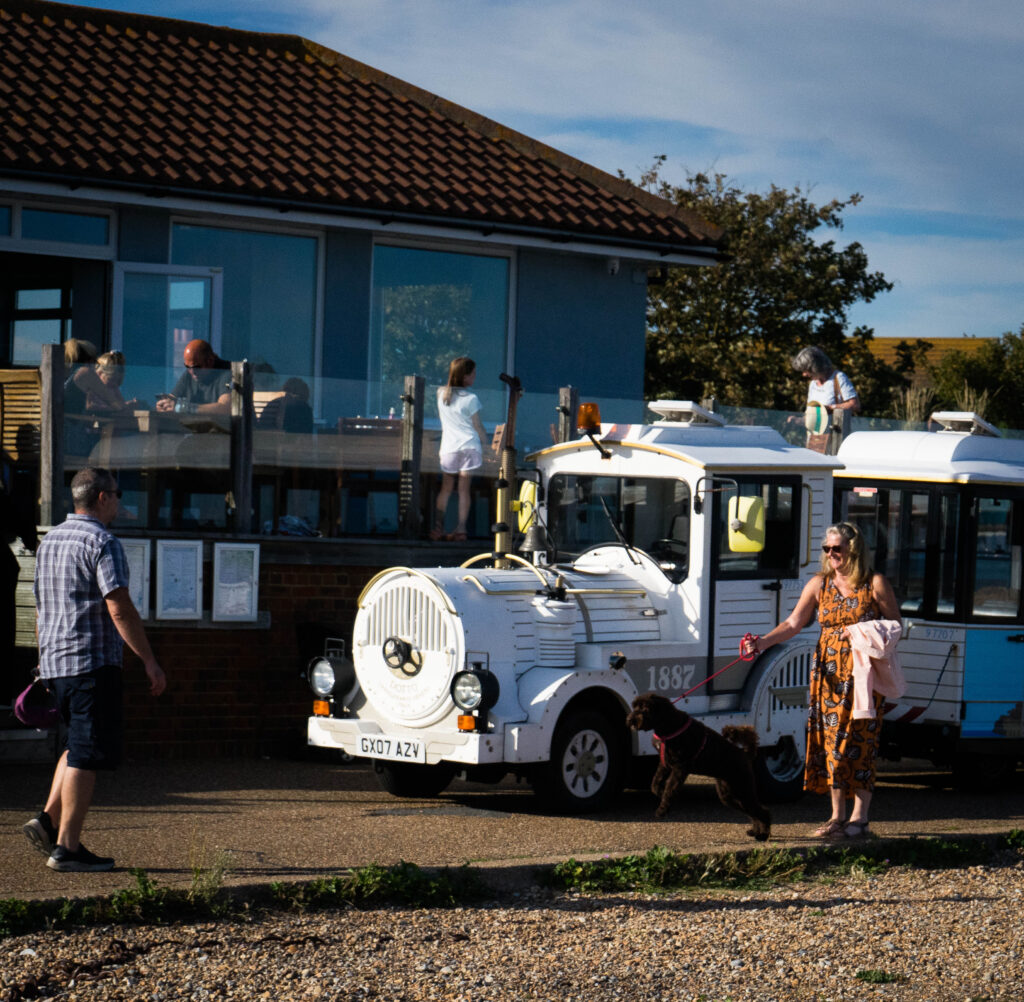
868,336,997,367
0,0,723,255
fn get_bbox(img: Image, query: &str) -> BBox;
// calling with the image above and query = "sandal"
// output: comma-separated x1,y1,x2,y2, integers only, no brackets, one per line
843,821,871,839
811,819,846,838
446,531,468,542
429,528,444,540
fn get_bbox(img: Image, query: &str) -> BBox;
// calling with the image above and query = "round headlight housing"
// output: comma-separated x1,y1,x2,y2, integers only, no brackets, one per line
308,656,337,697
450,669,499,712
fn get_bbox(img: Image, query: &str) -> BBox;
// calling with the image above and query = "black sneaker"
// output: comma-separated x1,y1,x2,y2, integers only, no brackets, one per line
46,844,115,872
23,811,57,856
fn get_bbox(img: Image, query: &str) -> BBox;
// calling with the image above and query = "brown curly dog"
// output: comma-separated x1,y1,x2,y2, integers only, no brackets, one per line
626,692,771,841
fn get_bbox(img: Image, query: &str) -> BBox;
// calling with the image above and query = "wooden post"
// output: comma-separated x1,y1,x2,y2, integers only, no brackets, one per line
39,344,64,528
829,408,852,455
399,374,425,538
556,386,579,443
230,360,253,533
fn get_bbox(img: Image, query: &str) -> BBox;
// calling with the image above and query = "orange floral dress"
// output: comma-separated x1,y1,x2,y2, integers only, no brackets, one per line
804,577,885,795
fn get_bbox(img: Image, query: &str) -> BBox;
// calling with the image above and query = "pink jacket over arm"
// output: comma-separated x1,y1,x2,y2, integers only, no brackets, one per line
847,619,905,719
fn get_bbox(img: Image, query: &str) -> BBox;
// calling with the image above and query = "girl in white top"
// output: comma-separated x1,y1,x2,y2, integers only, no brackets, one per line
433,356,488,541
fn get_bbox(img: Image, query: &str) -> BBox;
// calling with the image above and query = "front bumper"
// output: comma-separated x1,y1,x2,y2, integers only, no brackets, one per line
307,714,554,766
308,714,505,765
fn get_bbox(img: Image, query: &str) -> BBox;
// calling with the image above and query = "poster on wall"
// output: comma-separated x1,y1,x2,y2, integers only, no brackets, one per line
212,543,260,622
156,540,203,619
120,538,151,619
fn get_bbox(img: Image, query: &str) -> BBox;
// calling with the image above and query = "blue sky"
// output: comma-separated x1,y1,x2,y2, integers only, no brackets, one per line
73,0,1024,344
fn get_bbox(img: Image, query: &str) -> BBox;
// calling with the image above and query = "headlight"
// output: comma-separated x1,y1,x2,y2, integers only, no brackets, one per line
450,670,499,712
308,656,336,697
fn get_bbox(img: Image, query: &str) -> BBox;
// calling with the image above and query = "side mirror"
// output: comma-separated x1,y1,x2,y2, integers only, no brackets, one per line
727,495,765,553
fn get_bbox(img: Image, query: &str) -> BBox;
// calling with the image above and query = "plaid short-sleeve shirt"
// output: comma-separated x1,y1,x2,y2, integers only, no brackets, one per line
34,514,130,679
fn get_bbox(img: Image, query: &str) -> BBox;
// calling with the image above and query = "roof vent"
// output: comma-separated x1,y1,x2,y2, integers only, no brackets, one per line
647,400,726,426
930,411,1001,437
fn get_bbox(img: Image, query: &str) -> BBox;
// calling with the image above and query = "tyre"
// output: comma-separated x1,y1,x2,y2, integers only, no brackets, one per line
372,759,456,798
754,734,805,802
533,709,625,813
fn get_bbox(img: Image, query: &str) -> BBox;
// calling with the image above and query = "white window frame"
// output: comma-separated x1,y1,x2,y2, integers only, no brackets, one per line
111,262,225,363
0,199,117,259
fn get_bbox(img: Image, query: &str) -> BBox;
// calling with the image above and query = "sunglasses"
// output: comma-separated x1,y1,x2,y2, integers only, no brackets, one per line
103,488,123,499
821,544,845,555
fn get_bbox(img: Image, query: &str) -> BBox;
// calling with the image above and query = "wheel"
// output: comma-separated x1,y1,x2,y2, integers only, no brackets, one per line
533,709,625,813
754,734,805,802
372,759,456,798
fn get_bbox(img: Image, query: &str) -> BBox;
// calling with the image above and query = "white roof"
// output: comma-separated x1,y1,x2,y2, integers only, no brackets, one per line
531,421,841,471
837,429,1024,485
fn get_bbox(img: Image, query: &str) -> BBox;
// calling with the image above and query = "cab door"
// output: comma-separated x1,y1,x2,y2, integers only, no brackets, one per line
709,475,805,693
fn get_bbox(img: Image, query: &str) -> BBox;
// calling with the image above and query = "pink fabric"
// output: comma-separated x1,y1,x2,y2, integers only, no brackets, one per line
847,619,905,719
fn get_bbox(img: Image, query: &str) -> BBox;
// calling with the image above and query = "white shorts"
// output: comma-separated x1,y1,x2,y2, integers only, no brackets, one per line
440,449,482,473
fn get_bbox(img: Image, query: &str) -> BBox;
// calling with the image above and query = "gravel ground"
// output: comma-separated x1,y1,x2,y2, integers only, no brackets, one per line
4,863,1024,1001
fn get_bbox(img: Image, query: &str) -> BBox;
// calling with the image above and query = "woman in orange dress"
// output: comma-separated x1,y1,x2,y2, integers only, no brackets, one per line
743,522,900,839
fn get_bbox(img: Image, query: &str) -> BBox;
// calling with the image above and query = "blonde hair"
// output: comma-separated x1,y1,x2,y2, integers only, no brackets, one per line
820,521,872,588
64,338,98,366
96,350,124,373
441,356,475,406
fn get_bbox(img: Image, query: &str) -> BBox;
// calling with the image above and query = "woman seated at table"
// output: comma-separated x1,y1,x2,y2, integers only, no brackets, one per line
84,351,145,413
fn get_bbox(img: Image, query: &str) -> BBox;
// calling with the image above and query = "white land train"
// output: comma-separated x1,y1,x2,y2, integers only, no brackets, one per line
832,412,1024,785
308,401,838,811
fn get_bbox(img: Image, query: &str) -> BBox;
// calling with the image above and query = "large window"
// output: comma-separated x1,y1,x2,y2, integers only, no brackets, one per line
172,224,318,379
837,483,1022,622
370,244,509,414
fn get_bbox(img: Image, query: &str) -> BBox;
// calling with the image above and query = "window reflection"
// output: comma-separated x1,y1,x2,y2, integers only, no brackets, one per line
172,224,317,381
973,498,1021,618
22,208,109,245
370,245,509,416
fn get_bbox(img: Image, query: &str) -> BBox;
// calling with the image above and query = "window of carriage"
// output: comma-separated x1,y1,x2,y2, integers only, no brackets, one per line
972,495,1022,620
840,485,930,615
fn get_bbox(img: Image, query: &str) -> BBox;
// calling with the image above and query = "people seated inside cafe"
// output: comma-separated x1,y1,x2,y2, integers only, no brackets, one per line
257,377,314,434
62,338,101,414
85,351,146,413
156,339,231,415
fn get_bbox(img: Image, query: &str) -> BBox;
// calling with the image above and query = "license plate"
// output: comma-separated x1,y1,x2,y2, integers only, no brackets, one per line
358,734,426,764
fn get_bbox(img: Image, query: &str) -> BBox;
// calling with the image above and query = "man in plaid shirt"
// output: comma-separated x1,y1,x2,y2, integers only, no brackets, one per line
23,467,166,872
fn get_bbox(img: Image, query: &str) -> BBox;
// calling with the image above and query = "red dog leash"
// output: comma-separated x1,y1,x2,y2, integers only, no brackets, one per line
671,632,759,704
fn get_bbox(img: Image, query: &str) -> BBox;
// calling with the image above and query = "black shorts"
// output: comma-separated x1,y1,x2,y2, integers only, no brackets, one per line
52,666,123,771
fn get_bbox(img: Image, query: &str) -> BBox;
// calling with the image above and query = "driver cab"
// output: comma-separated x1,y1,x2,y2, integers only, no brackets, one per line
546,474,692,582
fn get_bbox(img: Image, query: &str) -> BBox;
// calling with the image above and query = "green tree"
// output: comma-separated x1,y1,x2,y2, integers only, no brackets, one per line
636,163,896,411
928,326,1024,428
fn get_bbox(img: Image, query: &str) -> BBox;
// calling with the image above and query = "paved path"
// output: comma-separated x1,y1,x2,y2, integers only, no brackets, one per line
3,755,1023,901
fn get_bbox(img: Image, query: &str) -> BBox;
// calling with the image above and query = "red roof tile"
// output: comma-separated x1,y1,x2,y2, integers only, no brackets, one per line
0,0,722,255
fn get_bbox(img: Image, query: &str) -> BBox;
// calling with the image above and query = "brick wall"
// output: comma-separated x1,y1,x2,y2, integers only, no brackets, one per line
119,558,385,760
13,534,471,761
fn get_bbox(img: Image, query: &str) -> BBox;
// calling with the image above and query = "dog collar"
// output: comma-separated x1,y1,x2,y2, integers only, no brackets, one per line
654,718,692,743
